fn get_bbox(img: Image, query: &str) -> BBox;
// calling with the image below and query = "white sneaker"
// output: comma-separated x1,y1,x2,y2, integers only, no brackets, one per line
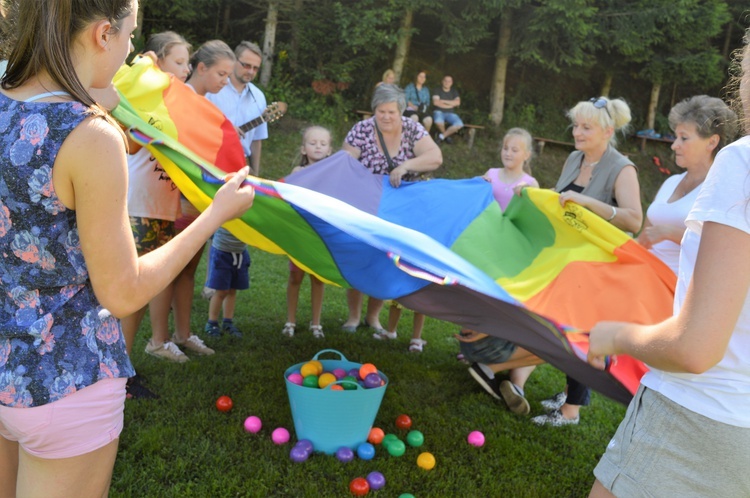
372,329,397,340
145,340,189,363
173,334,215,355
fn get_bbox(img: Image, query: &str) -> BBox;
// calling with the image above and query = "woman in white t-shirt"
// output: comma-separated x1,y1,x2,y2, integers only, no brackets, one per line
637,95,737,274
587,34,750,497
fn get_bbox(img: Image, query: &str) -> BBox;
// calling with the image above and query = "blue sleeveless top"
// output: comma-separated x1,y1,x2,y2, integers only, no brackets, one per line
0,92,135,408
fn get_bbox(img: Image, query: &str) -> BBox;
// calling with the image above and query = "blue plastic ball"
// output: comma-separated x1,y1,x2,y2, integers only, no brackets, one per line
357,442,376,460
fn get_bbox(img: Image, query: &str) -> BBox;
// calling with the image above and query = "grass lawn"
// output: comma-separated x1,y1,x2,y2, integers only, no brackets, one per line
111,120,672,497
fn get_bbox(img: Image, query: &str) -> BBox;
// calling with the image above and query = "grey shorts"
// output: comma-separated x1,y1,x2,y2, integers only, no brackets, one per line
594,384,750,497
458,335,516,365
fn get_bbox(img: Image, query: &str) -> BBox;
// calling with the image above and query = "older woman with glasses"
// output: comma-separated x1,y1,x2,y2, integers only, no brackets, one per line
637,95,737,274
530,96,642,426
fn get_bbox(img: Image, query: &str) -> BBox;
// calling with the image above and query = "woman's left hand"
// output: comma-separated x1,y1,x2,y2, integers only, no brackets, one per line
389,164,409,188
558,190,586,208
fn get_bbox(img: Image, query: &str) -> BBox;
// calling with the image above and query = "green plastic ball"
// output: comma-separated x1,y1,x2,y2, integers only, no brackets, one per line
302,375,319,388
382,434,399,448
386,439,406,457
406,430,424,447
341,376,358,390
398,494,416,498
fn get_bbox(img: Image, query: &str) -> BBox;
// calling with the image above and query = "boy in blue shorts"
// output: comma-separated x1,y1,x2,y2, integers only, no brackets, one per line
204,228,250,338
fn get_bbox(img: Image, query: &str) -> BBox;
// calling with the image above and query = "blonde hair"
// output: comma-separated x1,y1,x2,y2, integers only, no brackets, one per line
382,69,395,82
567,97,632,146
501,127,534,174
297,125,333,167
145,31,192,62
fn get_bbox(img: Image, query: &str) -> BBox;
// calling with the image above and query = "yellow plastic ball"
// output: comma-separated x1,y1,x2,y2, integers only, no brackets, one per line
318,372,337,389
309,360,324,375
300,362,319,378
417,452,436,470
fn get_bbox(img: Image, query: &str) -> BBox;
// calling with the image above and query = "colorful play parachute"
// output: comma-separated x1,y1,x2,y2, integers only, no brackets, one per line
112,59,676,404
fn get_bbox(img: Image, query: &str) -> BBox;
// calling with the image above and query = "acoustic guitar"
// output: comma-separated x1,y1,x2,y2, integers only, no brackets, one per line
238,101,288,134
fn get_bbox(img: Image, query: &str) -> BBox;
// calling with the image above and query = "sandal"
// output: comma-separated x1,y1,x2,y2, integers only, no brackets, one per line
409,338,427,353
281,322,296,337
373,329,398,340
310,324,325,339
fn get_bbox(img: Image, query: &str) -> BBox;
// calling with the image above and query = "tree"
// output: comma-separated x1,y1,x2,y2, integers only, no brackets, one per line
259,0,280,86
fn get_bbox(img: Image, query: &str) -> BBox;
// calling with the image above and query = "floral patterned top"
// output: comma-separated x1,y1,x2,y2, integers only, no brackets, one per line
344,117,428,180
0,93,135,408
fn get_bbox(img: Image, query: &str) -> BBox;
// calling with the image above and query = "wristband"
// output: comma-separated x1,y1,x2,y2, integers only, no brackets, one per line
606,206,617,221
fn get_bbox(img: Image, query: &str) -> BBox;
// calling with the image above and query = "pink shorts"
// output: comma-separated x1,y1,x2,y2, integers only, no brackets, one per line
0,378,127,459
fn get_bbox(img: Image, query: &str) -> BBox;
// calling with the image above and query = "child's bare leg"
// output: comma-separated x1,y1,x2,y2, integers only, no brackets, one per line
411,312,426,341
309,275,325,326
387,303,401,334
286,267,304,324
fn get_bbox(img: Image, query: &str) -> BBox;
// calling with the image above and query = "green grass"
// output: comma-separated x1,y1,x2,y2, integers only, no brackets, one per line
111,120,673,497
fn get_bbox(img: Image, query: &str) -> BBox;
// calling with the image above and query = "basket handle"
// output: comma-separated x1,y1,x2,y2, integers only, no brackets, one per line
323,379,364,391
312,349,349,362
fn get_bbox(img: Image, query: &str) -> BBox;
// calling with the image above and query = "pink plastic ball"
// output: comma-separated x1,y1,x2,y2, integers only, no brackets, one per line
332,368,347,380
467,430,485,447
244,416,262,433
287,373,304,386
272,427,290,445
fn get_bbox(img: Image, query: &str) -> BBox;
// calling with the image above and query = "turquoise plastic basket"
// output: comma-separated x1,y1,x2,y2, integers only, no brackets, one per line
284,349,388,455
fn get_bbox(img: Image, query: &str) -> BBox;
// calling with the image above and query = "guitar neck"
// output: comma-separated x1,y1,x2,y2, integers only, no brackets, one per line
239,116,264,134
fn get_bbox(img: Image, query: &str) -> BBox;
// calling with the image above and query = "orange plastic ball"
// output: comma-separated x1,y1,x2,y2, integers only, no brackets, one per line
330,384,344,391
359,363,377,380
417,451,436,470
368,427,385,444
215,395,233,412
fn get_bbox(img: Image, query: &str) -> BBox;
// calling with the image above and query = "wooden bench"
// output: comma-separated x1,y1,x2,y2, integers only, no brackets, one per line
461,124,485,149
533,136,576,155
635,135,674,153
355,109,373,119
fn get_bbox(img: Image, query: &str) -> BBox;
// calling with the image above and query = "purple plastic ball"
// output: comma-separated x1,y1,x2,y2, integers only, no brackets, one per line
366,471,386,490
289,445,309,463
332,368,347,380
357,442,376,460
336,446,355,463
348,368,361,380
363,372,382,389
295,439,314,455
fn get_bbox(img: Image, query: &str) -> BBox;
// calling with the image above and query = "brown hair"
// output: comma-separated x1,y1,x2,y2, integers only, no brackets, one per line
145,31,191,62
2,0,134,109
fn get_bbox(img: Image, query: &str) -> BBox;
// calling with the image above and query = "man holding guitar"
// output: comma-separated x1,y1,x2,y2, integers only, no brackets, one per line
207,41,269,176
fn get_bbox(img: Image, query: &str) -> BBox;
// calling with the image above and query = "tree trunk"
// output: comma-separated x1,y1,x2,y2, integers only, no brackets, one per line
392,9,414,85
259,0,279,87
135,0,145,40
289,0,304,69
646,82,661,130
489,11,512,126
600,72,613,97
722,21,733,60
221,1,232,37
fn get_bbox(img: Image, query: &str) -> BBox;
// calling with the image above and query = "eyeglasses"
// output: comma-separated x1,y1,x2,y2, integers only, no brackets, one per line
238,61,260,71
590,97,612,119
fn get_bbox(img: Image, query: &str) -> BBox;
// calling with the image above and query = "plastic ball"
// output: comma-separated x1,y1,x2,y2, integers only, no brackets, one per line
330,384,344,391
356,442,376,460
341,376,359,390
417,452,436,470
287,373,304,386
359,363,377,380
406,430,424,447
363,373,382,389
215,395,233,412
336,446,355,463
300,362,319,378
302,375,320,389
368,427,385,445
366,471,386,490
243,416,262,433
467,430,485,447
332,368,347,380
386,439,406,457
349,477,370,496
289,445,309,462
382,434,399,448
295,439,314,455
271,427,290,445
318,372,337,389
398,494,416,498
347,368,361,380
395,414,412,430
309,360,324,375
